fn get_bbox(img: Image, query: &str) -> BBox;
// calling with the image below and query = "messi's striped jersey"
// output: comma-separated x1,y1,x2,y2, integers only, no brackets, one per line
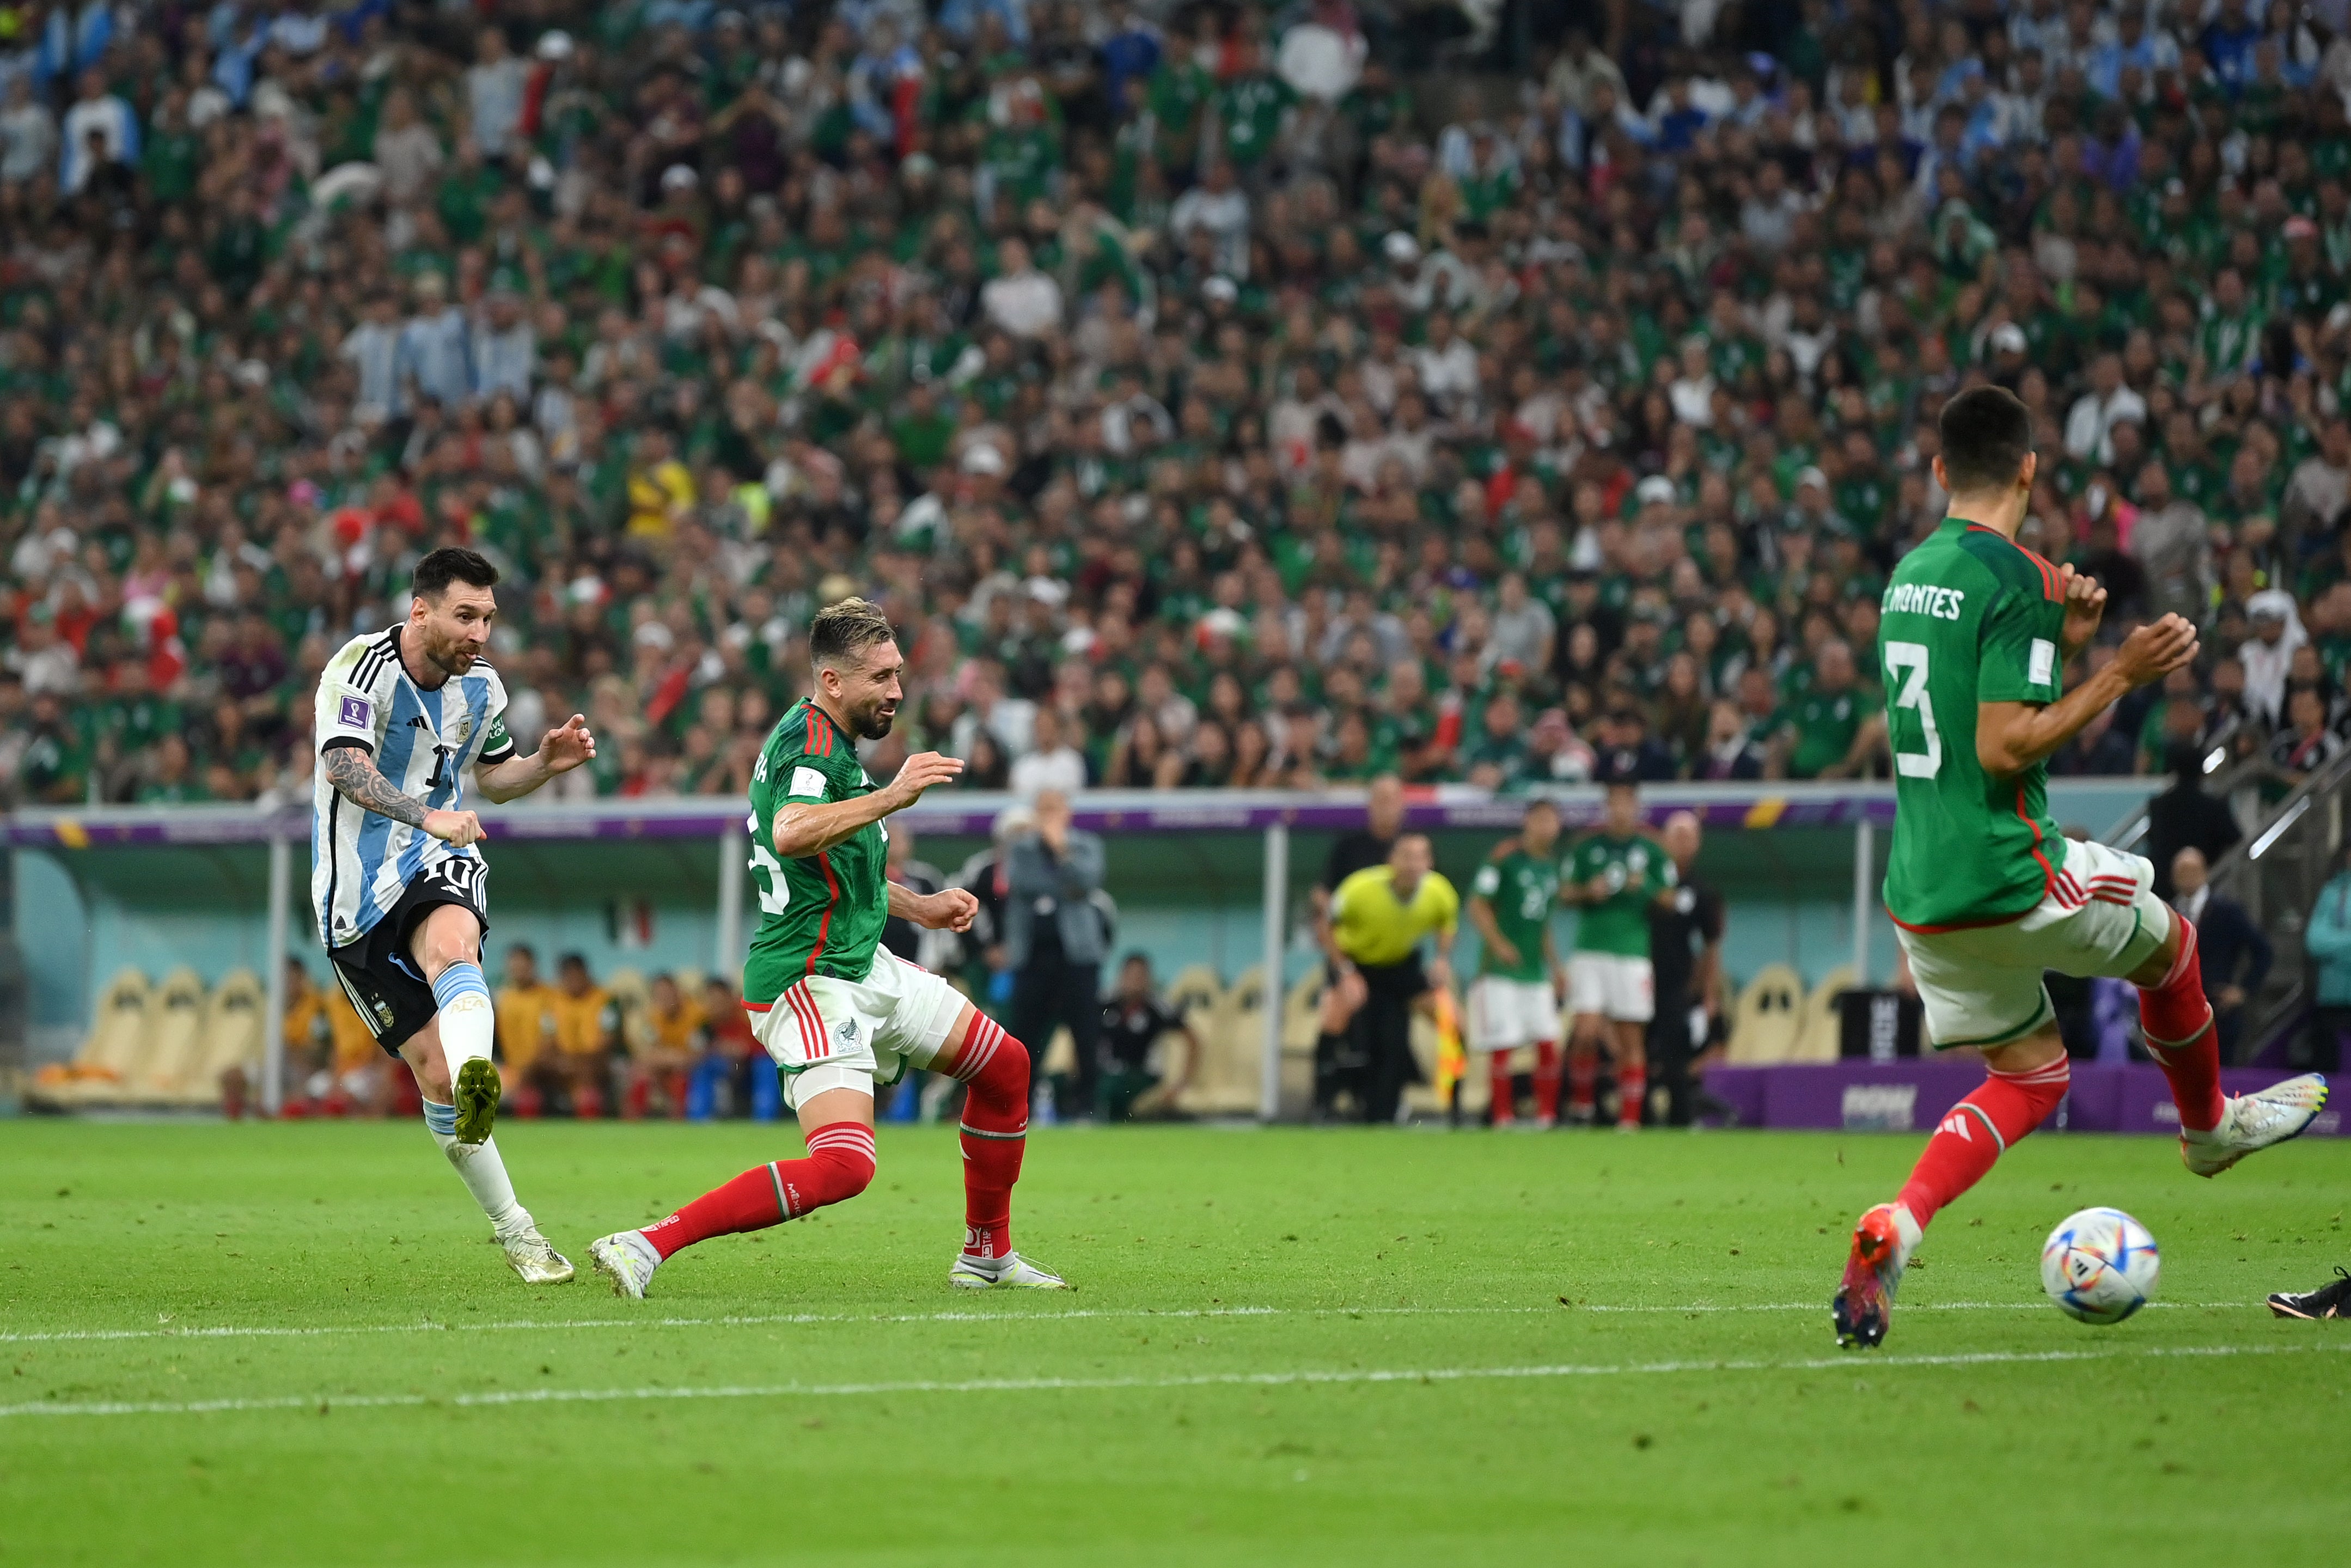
310,626,516,947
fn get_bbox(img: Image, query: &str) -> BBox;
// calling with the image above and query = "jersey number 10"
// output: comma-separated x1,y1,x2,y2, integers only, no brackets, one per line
1883,640,1943,779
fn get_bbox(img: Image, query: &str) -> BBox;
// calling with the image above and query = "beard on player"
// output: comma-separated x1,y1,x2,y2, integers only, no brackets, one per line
847,690,897,740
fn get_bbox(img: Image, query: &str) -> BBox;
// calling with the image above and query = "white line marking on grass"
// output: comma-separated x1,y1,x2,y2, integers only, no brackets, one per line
3,1340,2342,1421
0,1299,2243,1347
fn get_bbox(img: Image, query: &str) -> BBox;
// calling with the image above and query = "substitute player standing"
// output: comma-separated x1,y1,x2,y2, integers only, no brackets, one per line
1560,755,1678,1130
587,599,1066,1296
314,547,597,1284
1464,797,1565,1128
1834,387,2328,1349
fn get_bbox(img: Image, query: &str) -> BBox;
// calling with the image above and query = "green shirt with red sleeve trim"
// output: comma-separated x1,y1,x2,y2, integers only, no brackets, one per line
1878,517,2069,931
743,698,891,1000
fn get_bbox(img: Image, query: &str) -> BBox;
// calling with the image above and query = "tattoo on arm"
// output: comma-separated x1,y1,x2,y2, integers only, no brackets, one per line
322,747,429,829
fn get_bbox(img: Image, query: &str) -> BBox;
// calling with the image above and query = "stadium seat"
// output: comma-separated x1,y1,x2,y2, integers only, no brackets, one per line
175,970,266,1107
603,967,654,1054
1788,966,1858,1064
1162,964,1225,1023
27,969,151,1110
1181,965,1267,1116
113,968,209,1107
1726,964,1805,1065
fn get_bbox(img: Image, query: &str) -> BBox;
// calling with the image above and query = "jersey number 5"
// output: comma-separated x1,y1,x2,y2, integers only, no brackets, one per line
1884,640,1942,778
747,813,791,916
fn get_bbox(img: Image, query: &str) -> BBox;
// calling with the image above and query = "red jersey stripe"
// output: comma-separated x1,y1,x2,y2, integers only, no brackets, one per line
2014,784,2057,905
807,852,840,972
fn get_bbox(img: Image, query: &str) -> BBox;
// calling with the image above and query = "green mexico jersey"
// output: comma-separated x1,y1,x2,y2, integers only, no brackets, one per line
1878,517,2067,930
1470,847,1559,983
743,699,890,1001
1566,834,1674,957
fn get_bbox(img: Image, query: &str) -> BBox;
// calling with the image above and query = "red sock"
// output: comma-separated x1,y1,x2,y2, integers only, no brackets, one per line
1532,1041,1561,1121
2140,917,2223,1133
1896,1055,2069,1228
1567,1048,1597,1113
1616,1060,1647,1127
639,1121,876,1259
1489,1053,1516,1125
948,1012,1029,1261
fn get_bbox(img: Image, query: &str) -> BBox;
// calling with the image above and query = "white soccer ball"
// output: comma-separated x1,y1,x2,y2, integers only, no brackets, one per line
2040,1206,2160,1325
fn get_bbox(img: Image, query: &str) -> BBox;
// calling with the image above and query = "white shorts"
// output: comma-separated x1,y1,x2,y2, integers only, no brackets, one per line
1568,953,1654,1023
747,950,972,1109
1894,835,2171,1052
1467,977,1562,1051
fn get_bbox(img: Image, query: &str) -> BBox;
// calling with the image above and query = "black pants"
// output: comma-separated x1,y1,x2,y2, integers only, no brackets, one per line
1351,959,1429,1124
2302,1006,2350,1071
1647,992,1700,1127
1009,959,1102,1116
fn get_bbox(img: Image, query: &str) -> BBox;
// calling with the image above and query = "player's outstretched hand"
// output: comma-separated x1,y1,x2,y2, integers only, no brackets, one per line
424,808,484,847
912,887,980,932
540,714,596,773
887,751,963,807
2115,613,2200,686
2057,563,2108,654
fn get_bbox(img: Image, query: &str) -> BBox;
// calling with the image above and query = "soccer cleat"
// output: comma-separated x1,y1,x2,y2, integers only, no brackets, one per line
499,1224,575,1285
588,1231,661,1300
453,1056,502,1145
948,1252,1071,1290
2268,1266,2351,1320
1832,1201,1921,1350
2181,1073,2329,1177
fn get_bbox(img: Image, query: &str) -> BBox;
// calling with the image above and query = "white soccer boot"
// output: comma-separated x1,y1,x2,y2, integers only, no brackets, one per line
588,1231,662,1299
2181,1073,2330,1177
949,1252,1071,1290
499,1220,575,1285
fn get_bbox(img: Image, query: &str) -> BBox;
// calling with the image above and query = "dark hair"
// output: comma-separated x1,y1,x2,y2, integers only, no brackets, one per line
508,942,537,961
1938,387,2034,493
809,595,896,669
1523,796,1560,817
1120,950,1153,970
413,546,500,601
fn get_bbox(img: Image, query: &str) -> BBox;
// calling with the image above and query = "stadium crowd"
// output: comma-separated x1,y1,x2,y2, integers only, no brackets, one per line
6,0,2351,810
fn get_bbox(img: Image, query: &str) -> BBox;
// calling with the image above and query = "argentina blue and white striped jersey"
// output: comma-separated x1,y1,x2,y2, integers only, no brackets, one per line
310,626,516,948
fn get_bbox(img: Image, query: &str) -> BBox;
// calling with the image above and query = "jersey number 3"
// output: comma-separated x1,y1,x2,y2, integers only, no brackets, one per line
1884,640,1942,778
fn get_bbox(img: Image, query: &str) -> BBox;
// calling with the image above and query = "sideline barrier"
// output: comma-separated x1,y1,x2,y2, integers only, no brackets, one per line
7,780,2155,1121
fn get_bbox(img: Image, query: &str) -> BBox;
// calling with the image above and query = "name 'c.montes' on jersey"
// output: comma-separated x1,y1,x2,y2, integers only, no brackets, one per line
1877,517,2065,932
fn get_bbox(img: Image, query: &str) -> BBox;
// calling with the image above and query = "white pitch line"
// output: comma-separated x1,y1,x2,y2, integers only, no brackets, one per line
0,1298,2245,1347
3,1340,2343,1421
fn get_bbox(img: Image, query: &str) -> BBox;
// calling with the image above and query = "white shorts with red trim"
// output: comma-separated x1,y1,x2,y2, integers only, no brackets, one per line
1568,953,1654,1024
1894,835,2170,1052
1468,977,1563,1051
746,949,970,1109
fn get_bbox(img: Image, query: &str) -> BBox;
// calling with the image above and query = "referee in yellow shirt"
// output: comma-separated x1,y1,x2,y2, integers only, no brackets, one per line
1316,834,1460,1124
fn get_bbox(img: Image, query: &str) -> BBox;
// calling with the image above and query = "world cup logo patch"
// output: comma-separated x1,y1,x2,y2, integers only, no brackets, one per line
338,694,371,728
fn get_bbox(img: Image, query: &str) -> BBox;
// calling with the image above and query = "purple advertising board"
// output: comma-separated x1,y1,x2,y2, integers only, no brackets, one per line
1705,1063,2344,1137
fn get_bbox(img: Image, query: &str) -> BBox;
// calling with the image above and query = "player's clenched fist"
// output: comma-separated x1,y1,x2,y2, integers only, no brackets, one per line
911,887,980,932
2114,613,2201,686
886,751,963,806
424,808,484,847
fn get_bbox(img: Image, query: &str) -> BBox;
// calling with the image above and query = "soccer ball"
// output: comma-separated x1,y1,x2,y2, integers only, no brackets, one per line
2040,1206,2160,1324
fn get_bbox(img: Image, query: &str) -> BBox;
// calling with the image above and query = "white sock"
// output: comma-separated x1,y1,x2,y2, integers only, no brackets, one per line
430,963,495,1075
423,1101,526,1235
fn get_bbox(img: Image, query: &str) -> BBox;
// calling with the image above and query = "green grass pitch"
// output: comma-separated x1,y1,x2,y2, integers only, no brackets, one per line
2,1119,2346,1566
